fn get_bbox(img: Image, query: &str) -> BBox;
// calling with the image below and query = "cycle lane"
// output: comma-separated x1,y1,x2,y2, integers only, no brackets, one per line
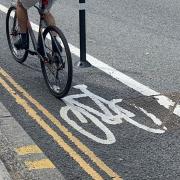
1,50,180,177
0,3,180,180
0,7,122,179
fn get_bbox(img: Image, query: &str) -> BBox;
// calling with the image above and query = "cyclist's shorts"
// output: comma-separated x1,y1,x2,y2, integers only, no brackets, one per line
19,0,55,11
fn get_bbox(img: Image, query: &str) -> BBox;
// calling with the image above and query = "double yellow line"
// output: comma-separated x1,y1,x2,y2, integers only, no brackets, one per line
0,67,122,180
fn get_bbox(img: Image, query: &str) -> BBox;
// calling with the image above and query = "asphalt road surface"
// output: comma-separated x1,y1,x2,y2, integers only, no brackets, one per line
0,0,180,179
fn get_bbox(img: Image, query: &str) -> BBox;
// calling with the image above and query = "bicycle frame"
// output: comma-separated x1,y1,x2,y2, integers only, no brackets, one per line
27,4,48,59
27,5,60,60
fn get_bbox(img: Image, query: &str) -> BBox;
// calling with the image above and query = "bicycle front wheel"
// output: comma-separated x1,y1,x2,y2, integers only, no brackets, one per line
41,26,73,98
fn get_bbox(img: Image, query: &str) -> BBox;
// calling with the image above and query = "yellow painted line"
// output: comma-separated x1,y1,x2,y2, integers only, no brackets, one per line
25,159,55,170
16,145,42,155
0,68,122,179
0,75,103,180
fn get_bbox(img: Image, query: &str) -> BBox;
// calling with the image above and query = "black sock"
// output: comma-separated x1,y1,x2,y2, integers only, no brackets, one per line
21,33,28,43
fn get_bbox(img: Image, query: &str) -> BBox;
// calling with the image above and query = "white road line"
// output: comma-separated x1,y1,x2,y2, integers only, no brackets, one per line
0,4,8,13
1,3,180,117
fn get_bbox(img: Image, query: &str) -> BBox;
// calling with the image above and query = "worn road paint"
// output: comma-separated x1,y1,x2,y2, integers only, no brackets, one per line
60,105,117,144
25,159,55,170
16,145,42,155
0,4,7,13
0,75,104,180
0,4,177,116
16,145,55,170
60,85,166,144
0,2,179,121
0,68,122,179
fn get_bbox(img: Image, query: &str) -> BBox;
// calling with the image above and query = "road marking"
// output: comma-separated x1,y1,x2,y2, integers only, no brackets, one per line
0,103,64,179
0,67,122,179
16,145,55,170
0,2,175,178
0,74,104,180
0,4,7,13
0,4,179,117
0,0,180,116
1,1,177,178
60,84,166,144
25,159,55,170
16,145,42,155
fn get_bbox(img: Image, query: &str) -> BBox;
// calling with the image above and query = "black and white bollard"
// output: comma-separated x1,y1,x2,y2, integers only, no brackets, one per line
75,0,91,67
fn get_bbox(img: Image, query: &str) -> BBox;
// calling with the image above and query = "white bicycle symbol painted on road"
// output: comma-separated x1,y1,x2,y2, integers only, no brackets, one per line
60,85,167,144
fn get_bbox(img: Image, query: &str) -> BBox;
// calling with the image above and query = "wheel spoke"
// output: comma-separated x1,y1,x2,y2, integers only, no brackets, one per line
42,26,72,98
7,7,28,63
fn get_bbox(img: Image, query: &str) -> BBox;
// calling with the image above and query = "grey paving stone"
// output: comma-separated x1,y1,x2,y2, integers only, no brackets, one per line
0,160,12,180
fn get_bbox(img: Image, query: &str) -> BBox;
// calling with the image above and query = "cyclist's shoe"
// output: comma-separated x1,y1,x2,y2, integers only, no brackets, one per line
52,37,62,53
14,33,28,50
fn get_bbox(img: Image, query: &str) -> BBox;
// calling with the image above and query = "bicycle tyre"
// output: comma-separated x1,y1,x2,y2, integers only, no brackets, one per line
41,26,73,98
6,6,29,63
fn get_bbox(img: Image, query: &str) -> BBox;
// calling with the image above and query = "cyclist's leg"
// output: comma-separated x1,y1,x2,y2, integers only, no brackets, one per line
44,12,56,26
43,0,62,52
43,0,56,26
14,0,38,50
16,0,28,33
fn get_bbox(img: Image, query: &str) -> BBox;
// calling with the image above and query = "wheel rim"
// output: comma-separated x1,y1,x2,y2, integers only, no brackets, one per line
44,31,70,95
8,9,26,60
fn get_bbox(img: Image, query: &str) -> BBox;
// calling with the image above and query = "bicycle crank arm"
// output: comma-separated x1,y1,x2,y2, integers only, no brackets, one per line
27,49,38,56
